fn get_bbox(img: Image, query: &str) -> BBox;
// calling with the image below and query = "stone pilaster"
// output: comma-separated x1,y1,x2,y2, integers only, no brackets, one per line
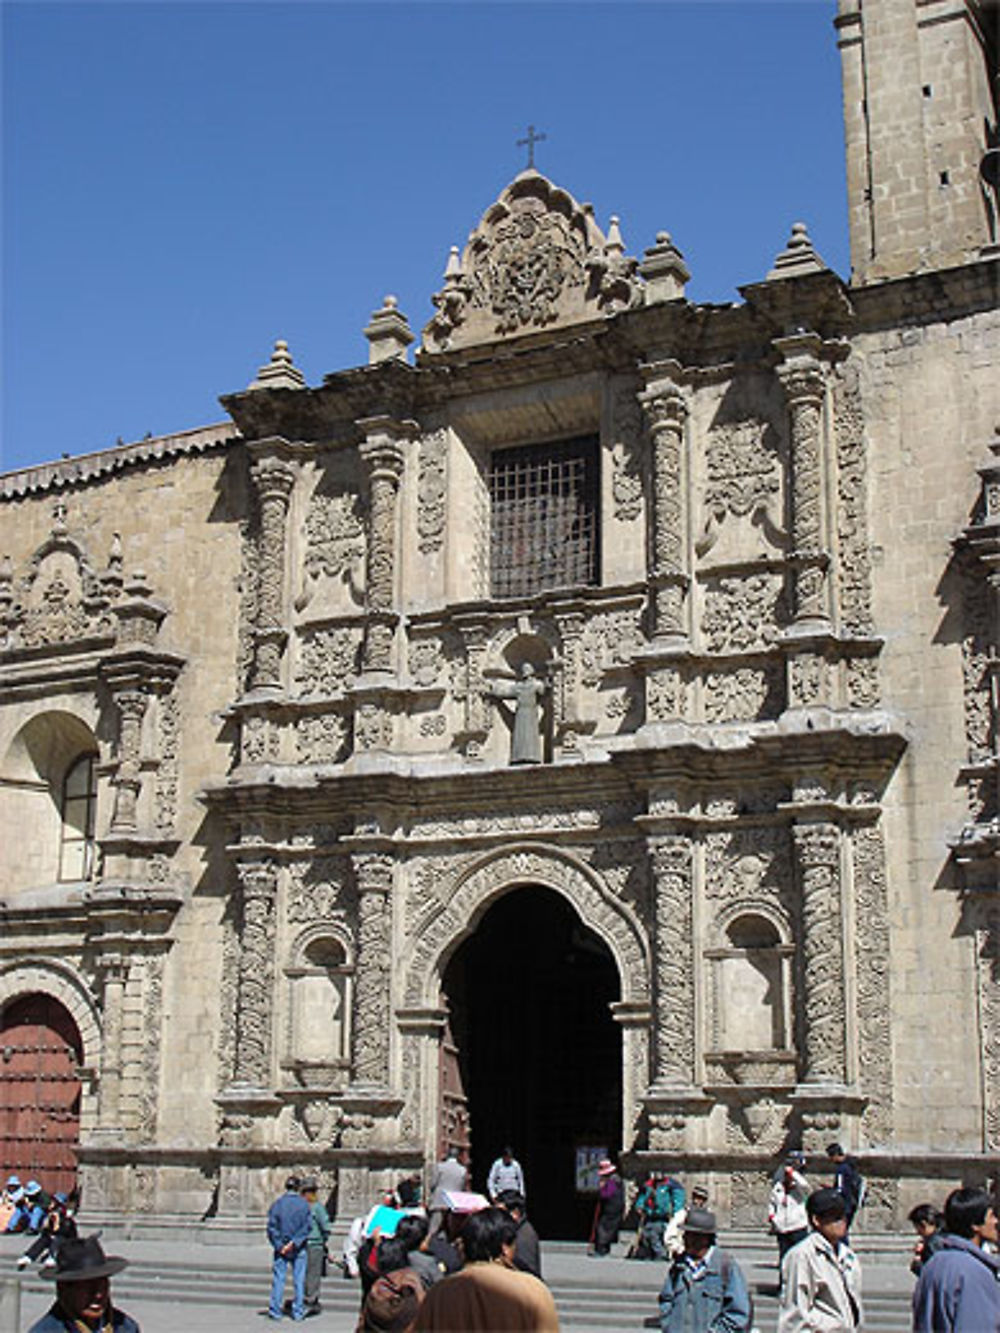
232,859,278,1088
648,834,695,1089
249,453,296,692
350,851,394,1090
95,955,129,1131
553,610,587,758
776,334,830,631
454,616,490,761
792,821,847,1085
358,422,408,674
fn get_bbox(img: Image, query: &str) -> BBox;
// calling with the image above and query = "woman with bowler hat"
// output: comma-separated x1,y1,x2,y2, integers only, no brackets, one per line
27,1234,140,1332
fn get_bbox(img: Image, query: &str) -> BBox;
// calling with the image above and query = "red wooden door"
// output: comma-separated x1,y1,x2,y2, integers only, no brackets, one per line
0,994,82,1192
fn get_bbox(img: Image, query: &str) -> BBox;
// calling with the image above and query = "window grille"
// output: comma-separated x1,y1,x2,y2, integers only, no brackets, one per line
59,753,97,882
489,435,599,599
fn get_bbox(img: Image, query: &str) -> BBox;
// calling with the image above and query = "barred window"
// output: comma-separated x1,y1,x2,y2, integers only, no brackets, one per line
489,435,599,599
59,753,97,882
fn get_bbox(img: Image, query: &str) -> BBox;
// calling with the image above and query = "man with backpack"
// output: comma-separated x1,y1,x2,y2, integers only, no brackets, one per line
658,1206,752,1332
637,1171,686,1260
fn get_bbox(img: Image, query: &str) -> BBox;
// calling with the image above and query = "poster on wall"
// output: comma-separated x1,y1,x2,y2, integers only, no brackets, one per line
575,1145,608,1194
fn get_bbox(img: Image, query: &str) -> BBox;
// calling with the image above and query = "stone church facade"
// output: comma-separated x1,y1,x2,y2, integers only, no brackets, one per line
1,0,998,1233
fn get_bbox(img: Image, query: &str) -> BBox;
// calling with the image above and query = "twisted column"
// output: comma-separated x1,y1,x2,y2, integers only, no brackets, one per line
233,859,278,1086
358,428,407,673
792,822,847,1084
776,336,829,628
249,455,296,690
350,851,394,1088
640,380,689,644
649,834,695,1087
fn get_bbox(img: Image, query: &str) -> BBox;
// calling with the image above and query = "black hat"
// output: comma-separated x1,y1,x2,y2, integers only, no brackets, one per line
41,1235,128,1282
683,1207,717,1236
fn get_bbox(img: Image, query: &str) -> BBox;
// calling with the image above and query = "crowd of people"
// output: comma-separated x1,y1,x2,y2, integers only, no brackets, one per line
7,1145,998,1332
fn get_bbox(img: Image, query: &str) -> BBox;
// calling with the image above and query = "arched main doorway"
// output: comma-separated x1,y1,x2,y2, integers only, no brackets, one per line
442,885,621,1239
0,994,83,1192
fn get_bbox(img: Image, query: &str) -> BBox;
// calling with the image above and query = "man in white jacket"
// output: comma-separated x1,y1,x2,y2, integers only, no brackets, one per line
778,1188,863,1333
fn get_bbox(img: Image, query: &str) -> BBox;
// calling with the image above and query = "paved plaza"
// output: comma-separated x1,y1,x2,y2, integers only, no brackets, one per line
1,1228,917,1332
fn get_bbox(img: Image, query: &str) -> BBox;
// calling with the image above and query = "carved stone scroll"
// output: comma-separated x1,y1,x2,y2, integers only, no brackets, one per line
649,836,695,1086
792,823,846,1084
350,852,394,1088
249,455,296,690
110,690,148,832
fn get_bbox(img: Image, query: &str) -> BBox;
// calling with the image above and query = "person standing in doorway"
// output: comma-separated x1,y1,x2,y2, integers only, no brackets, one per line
487,1147,525,1203
300,1178,331,1317
266,1175,311,1322
590,1159,625,1257
427,1147,468,1240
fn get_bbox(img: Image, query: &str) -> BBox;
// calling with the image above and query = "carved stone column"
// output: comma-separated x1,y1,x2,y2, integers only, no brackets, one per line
454,616,490,760
776,334,830,631
232,859,278,1087
792,822,847,1085
249,453,296,691
553,610,587,757
96,955,129,1131
358,422,408,674
648,834,695,1089
640,372,689,646
110,689,147,831
350,851,394,1089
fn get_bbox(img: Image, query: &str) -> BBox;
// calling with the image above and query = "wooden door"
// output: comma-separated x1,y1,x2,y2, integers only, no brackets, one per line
0,994,82,1192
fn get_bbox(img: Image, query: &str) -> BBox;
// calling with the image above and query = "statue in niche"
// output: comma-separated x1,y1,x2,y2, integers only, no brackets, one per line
488,662,548,764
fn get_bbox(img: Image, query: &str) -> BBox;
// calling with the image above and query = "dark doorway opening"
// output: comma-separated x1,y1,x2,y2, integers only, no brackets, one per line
442,885,621,1240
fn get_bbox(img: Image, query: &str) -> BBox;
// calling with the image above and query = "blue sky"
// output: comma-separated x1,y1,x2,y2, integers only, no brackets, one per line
2,1,847,474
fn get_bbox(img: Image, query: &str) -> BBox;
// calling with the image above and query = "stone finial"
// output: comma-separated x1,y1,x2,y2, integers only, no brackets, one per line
249,339,306,391
605,215,626,259
767,222,828,280
640,232,691,304
364,295,415,365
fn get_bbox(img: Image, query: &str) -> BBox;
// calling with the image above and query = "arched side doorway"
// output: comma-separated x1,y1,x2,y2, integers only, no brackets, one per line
442,885,621,1240
0,993,83,1192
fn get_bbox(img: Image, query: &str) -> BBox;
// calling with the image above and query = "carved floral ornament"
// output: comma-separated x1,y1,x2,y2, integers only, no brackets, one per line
423,172,642,351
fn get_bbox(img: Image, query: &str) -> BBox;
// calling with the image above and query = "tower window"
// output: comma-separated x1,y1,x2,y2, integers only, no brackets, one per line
922,84,932,98
59,754,97,882
488,435,599,599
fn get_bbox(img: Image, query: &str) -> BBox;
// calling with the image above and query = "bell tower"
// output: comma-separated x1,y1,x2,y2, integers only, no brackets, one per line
836,0,999,283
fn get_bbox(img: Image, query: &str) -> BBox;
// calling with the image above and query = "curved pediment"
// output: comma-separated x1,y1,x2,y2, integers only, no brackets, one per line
422,170,641,353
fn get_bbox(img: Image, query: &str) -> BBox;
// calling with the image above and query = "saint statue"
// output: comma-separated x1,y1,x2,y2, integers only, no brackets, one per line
489,662,548,765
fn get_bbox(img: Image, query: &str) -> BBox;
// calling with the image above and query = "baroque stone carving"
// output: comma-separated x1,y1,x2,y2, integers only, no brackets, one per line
351,852,394,1087
579,608,645,685
233,860,278,1086
646,666,685,723
704,825,793,909
249,456,296,690
417,430,447,554
833,360,875,636
699,420,782,554
704,664,783,722
724,1098,790,1149
649,836,694,1085
295,627,362,698
641,384,689,640
852,822,894,1145
979,913,1000,1149
355,701,392,751
305,491,365,582
136,954,165,1141
776,342,828,623
702,573,785,653
846,657,881,710
793,824,847,1084
154,694,179,834
403,846,649,1008
612,387,644,521
286,857,352,925
296,713,349,764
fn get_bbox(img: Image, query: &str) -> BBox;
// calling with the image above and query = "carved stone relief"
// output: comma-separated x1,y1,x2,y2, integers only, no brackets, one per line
296,713,349,764
351,852,394,1087
852,822,894,1145
408,631,462,689
417,430,447,554
403,845,649,1008
979,913,1000,1149
295,627,363,698
232,860,278,1086
579,608,645,686
704,826,794,911
286,857,353,926
299,490,366,614
701,573,786,653
703,664,783,722
136,954,165,1141
154,694,179,834
611,387,644,521
699,419,783,557
793,824,847,1084
649,837,695,1084
833,360,875,637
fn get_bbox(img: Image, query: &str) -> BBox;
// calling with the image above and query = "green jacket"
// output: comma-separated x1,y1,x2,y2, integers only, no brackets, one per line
308,1200,331,1247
